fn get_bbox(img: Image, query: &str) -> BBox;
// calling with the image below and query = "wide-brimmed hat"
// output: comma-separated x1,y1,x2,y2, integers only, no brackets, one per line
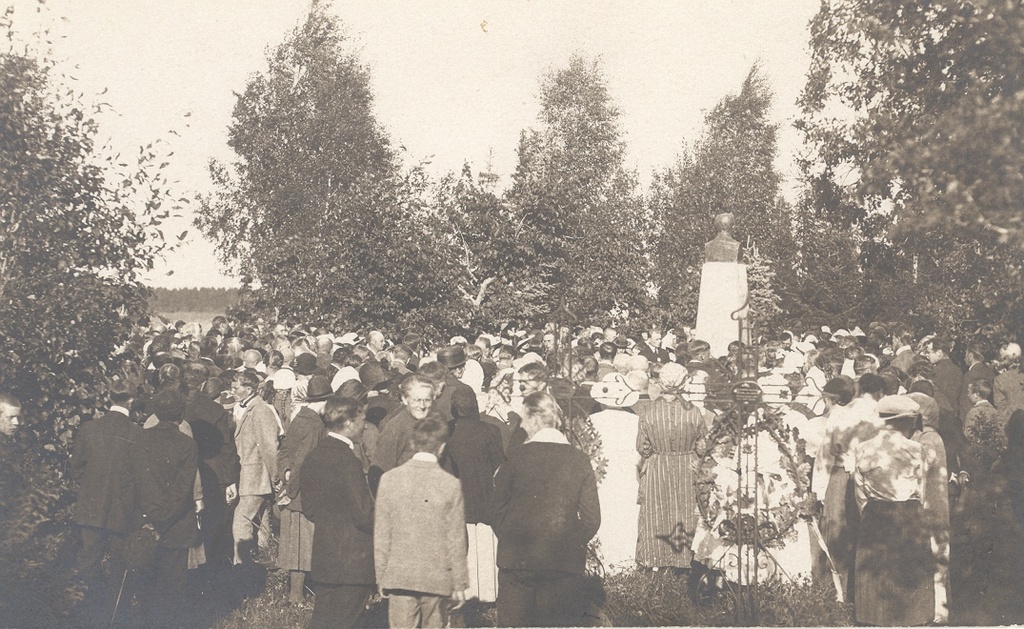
294,353,318,376
590,372,640,408
302,375,331,403
511,352,543,371
436,345,467,369
338,332,362,346
359,361,388,390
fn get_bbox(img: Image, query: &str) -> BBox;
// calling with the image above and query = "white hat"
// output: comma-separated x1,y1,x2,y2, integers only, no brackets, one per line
590,373,640,408
794,341,816,354
338,332,362,346
512,352,544,371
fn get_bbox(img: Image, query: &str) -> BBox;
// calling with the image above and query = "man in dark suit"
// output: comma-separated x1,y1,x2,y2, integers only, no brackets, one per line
958,342,996,422
301,395,375,629
434,345,481,422
492,391,600,627
128,388,200,625
71,378,139,587
443,406,503,525
371,373,436,486
183,362,240,568
925,335,964,418
442,380,504,613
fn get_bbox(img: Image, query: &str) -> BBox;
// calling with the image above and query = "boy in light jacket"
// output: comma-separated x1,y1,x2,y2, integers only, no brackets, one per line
374,417,468,628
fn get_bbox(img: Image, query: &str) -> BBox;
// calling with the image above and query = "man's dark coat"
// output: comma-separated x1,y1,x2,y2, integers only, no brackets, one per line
129,421,199,549
301,436,375,585
442,416,504,524
71,409,139,534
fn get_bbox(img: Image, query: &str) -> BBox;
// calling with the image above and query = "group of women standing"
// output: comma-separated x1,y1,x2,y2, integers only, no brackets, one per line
815,376,950,625
589,363,950,625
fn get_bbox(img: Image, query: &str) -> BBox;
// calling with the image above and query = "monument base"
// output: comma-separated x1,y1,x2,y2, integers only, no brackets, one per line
695,261,748,358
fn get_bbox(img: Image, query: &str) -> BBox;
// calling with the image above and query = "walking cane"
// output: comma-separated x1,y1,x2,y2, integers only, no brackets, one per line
109,568,129,629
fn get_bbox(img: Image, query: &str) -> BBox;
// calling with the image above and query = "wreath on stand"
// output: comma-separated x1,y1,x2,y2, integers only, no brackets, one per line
693,403,815,571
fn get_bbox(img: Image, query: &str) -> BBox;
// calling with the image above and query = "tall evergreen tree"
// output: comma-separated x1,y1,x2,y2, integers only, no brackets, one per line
652,64,792,325
505,55,651,324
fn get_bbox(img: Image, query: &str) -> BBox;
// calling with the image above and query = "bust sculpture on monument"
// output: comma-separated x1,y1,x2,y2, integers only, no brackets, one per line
705,213,740,263
694,212,749,358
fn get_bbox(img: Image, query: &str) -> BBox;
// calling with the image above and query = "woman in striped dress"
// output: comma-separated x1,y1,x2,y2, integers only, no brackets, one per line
636,362,706,568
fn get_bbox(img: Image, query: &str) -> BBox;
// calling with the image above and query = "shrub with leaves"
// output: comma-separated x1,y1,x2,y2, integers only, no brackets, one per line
0,7,177,624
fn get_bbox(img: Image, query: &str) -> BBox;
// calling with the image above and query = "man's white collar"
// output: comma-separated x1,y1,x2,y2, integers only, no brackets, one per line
525,427,569,445
327,432,354,449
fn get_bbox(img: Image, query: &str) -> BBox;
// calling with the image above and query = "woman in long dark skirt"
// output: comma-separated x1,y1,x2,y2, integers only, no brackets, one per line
850,395,934,626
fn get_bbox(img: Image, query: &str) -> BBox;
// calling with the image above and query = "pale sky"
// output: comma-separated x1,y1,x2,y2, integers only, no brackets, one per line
9,0,820,288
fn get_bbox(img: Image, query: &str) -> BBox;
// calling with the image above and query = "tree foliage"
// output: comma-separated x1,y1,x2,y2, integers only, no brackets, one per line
0,9,177,453
429,165,551,330
800,0,1024,243
796,0,1024,337
652,64,793,324
0,7,177,623
505,55,651,324
196,5,453,336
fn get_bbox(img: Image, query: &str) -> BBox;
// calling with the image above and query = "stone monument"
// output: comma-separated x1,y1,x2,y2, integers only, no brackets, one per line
694,213,749,358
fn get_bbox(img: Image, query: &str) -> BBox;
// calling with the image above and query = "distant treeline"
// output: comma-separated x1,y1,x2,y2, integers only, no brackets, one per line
150,287,239,314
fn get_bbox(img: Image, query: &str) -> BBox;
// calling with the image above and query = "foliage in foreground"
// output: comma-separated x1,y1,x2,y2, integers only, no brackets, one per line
602,570,852,627
0,7,179,625
211,554,853,629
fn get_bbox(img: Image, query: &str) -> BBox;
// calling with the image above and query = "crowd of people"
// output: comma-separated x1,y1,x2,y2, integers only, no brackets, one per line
15,314,1024,627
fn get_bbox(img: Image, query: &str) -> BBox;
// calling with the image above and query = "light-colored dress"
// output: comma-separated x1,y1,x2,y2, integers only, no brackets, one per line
589,407,641,574
635,397,704,567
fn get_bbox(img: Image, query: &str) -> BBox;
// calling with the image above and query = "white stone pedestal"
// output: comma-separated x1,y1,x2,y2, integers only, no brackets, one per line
694,261,748,358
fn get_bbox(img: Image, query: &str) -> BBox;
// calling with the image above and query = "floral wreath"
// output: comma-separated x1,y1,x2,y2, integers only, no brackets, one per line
694,404,814,550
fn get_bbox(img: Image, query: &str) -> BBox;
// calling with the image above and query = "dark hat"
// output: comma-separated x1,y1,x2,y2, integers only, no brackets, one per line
359,361,388,390
294,353,318,376
613,335,630,350
436,345,467,369
305,375,333,402
336,379,368,405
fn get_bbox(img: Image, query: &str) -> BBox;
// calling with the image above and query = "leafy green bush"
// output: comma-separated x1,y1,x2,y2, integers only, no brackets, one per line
602,569,852,627
0,7,178,625
0,438,84,627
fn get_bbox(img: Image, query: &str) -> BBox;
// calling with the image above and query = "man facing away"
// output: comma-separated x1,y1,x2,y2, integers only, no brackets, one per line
70,377,140,618
375,417,468,628
127,388,200,625
301,395,375,629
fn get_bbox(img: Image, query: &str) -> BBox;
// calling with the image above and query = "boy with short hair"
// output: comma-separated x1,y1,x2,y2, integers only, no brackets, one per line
374,418,468,628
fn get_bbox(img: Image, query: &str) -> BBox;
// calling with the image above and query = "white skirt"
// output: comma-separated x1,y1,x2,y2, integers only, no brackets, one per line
466,523,499,603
